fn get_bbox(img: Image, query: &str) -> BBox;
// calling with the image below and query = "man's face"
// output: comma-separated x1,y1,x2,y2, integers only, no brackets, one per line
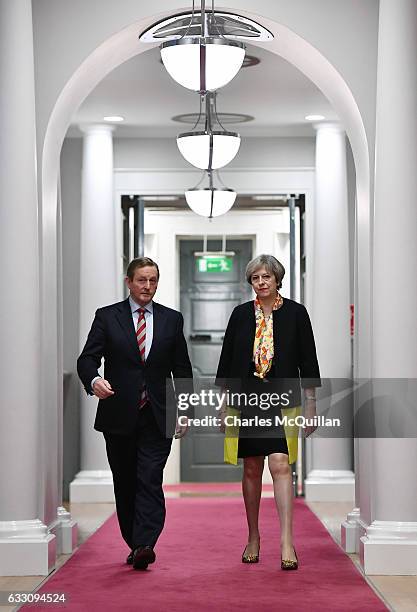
126,265,159,306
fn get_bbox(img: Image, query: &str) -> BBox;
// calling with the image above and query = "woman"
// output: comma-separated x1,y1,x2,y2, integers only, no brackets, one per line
216,254,320,570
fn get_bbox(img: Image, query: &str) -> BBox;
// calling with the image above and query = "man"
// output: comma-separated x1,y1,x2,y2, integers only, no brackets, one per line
77,257,193,570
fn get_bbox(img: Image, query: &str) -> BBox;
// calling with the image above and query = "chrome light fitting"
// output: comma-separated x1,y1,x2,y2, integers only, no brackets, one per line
160,0,244,92
185,170,236,218
177,92,240,169
139,3,273,92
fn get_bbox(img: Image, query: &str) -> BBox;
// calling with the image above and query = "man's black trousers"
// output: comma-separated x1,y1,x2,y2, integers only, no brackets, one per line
103,403,173,550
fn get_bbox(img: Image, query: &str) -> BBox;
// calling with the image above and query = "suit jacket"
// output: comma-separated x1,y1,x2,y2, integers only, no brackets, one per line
77,298,193,437
215,298,321,409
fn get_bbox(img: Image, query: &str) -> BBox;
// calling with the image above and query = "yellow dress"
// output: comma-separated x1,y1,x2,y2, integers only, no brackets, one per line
224,405,301,465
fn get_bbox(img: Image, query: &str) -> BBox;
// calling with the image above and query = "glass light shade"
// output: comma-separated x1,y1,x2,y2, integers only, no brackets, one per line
160,38,245,91
177,132,241,169
185,188,236,218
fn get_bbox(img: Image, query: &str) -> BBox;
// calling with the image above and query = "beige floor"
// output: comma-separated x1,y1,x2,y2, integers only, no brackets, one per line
1,498,416,611
307,501,417,612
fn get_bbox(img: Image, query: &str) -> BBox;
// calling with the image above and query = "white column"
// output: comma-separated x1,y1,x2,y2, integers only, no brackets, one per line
305,123,354,502
360,0,417,575
341,438,360,552
70,125,118,502
54,178,77,552
0,0,55,575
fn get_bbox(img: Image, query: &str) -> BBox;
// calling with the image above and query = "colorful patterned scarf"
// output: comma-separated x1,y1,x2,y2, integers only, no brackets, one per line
253,294,283,379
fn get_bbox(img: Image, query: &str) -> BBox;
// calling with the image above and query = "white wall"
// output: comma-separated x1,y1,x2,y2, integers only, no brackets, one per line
346,138,356,306
61,138,82,499
114,137,315,169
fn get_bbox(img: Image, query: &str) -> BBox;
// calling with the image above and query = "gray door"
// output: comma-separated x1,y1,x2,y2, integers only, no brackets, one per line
180,239,253,481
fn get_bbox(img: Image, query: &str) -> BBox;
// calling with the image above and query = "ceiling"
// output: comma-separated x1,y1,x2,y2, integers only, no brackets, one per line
69,42,339,139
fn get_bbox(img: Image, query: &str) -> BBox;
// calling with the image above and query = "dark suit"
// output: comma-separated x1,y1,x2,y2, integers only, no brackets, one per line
77,297,192,549
216,298,321,409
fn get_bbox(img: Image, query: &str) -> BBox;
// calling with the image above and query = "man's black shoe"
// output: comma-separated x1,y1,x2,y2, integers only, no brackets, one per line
132,545,156,570
126,550,134,565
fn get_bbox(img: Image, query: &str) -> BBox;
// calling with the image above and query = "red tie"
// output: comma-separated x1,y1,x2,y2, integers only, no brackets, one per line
136,308,147,408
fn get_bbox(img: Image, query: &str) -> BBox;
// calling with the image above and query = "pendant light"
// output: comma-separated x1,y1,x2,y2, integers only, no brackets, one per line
159,1,245,92
185,170,236,218
177,92,240,169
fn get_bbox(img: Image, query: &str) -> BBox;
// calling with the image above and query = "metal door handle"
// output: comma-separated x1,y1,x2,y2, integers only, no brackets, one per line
189,334,212,341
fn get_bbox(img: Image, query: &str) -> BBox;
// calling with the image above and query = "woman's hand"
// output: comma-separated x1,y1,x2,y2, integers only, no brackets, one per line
219,389,227,433
303,397,318,437
174,419,189,439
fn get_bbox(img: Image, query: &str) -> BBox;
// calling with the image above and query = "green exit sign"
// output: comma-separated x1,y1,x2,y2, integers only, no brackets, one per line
197,256,233,273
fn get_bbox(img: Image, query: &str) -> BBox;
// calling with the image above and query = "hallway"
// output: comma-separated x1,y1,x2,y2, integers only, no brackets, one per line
22,497,387,611
1,1,417,607
0,490,417,612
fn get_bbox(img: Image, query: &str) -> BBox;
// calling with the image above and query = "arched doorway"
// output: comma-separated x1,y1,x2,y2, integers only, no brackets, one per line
41,8,371,493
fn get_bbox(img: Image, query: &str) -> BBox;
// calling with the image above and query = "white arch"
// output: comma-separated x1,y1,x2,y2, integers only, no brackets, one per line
41,8,371,383
42,9,369,211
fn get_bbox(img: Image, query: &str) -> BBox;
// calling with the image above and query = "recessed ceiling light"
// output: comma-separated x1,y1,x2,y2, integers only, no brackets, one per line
103,116,124,122
305,114,325,121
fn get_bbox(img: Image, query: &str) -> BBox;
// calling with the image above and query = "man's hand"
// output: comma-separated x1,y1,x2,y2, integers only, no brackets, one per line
92,378,115,399
174,419,189,439
219,410,227,433
303,398,317,437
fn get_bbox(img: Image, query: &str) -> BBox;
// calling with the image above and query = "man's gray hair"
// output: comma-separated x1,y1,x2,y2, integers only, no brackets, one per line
245,254,285,289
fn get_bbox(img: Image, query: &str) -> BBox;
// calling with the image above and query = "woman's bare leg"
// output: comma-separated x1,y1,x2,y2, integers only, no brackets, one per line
242,456,264,554
268,453,296,561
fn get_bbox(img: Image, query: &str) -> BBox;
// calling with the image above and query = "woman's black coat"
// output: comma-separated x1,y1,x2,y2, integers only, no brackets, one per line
215,298,321,410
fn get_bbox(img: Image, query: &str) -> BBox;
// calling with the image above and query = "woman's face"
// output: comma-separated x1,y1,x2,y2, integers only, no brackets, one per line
250,266,278,301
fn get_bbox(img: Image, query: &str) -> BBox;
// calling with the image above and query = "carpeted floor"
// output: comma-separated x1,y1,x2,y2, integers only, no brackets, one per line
22,498,387,611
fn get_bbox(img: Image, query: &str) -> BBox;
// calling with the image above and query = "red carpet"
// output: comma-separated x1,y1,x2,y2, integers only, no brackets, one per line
24,498,387,611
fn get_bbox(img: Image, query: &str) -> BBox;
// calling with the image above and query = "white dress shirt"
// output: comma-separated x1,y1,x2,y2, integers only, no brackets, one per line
129,295,154,360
